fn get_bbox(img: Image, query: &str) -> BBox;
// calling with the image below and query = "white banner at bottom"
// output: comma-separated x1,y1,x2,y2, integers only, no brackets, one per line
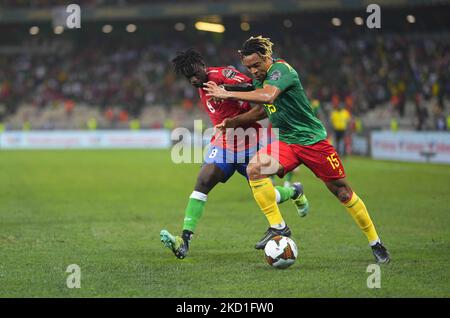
371,131,450,164
0,130,171,149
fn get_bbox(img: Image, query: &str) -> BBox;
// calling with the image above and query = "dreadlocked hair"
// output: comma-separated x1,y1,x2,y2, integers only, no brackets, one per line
172,48,205,78
239,35,274,59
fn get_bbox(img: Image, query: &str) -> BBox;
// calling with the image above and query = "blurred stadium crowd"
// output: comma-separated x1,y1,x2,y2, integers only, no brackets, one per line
0,5,449,132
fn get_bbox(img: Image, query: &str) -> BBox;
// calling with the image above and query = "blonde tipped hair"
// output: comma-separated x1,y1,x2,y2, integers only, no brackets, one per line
239,35,274,59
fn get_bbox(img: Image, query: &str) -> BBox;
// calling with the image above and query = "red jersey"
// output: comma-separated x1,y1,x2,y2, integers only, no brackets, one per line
198,67,261,151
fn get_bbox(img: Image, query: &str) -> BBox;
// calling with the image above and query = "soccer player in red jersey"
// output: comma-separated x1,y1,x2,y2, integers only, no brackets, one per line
204,37,390,263
160,49,309,259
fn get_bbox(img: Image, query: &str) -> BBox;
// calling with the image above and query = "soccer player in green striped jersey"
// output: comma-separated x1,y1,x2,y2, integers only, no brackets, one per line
204,36,390,263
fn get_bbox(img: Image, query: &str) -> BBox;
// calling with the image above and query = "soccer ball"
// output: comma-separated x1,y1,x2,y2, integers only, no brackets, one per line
264,236,298,269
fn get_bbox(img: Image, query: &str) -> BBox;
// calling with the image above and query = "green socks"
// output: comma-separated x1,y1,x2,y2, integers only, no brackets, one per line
275,186,295,204
183,191,207,232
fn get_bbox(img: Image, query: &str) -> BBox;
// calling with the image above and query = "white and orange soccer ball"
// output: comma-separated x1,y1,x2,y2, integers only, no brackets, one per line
264,235,298,269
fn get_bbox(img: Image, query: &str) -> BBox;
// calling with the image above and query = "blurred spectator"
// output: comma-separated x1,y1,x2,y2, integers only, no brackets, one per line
330,103,351,157
104,107,115,122
129,119,140,130
416,103,429,131
390,117,399,132
164,118,175,130
119,109,129,123
434,105,447,130
87,117,97,130
23,121,31,131
182,98,194,113
64,99,75,116
310,99,321,118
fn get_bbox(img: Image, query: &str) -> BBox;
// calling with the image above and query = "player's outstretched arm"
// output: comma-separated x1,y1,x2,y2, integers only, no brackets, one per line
204,81,281,104
210,83,254,103
221,83,255,92
215,105,267,133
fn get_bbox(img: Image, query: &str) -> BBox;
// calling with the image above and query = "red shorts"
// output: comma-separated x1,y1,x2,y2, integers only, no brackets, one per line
259,139,346,182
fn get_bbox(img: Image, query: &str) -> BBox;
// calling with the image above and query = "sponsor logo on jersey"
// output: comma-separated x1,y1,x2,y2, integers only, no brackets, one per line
269,70,281,81
222,68,237,79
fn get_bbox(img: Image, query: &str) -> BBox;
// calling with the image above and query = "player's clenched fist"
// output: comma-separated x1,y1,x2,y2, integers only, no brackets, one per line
204,81,231,100
214,118,237,133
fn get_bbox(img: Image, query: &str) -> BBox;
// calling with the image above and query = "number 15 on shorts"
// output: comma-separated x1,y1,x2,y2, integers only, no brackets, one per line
327,152,340,170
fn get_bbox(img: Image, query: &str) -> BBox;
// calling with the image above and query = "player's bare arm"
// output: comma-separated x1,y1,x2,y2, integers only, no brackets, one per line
210,82,256,103
215,105,267,133
221,82,255,92
204,81,281,104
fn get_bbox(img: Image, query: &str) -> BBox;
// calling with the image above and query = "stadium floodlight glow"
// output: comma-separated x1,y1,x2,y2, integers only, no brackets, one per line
354,17,364,26
174,22,186,31
195,21,225,33
126,24,137,33
331,18,342,27
407,15,416,24
102,25,113,33
29,26,39,35
54,26,64,34
240,22,250,31
283,19,293,28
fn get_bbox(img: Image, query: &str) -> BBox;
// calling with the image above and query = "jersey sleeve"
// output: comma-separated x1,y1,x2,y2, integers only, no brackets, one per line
263,62,295,92
220,67,252,85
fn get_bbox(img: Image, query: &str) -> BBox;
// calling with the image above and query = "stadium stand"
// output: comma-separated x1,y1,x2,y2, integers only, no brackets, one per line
0,1,449,133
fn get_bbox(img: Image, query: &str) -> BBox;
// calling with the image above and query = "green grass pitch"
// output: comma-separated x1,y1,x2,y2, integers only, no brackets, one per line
0,150,449,297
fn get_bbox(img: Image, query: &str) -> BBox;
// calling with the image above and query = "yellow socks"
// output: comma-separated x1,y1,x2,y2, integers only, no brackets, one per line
249,178,285,229
249,179,379,244
344,193,380,245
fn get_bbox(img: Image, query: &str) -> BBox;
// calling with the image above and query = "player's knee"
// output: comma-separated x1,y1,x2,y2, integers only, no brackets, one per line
247,162,262,180
336,188,352,203
196,175,217,193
